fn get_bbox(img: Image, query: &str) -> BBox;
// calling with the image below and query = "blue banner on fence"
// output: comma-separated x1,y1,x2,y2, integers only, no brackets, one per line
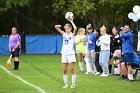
56,35,63,53
0,35,63,55
26,35,63,54
0,36,10,55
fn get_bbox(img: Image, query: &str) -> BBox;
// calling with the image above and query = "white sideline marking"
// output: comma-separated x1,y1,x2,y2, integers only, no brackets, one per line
0,65,46,93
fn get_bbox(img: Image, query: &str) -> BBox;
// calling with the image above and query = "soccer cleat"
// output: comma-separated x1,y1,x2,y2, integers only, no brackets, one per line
70,84,75,88
128,79,135,82
85,72,90,75
91,71,96,75
62,84,68,88
119,75,128,80
94,72,100,75
100,73,108,77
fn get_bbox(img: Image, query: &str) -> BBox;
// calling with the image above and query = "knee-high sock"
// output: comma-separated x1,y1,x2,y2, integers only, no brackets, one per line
84,57,91,72
79,62,83,71
14,61,16,69
63,75,68,85
17,61,19,69
72,75,76,84
128,74,134,80
15,61,19,69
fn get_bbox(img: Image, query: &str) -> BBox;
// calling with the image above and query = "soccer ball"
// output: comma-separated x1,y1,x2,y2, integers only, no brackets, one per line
65,12,74,21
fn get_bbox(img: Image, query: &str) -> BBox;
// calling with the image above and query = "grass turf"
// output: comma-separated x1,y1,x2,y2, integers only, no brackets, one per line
0,54,140,93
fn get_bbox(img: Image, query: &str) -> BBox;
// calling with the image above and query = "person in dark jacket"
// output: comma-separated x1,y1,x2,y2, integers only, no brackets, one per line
111,27,122,75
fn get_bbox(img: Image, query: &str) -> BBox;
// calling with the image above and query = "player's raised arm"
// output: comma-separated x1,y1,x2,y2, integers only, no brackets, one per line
70,20,77,36
55,25,65,35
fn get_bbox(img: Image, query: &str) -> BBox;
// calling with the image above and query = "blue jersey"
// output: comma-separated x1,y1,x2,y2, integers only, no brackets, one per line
86,32,96,50
120,30,133,53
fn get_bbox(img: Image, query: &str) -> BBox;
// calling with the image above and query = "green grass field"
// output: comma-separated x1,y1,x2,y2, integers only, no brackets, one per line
0,55,140,93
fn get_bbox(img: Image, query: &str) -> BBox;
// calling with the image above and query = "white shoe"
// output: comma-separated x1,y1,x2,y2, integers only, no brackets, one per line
85,72,90,75
129,78,134,80
70,84,75,88
91,71,96,75
100,73,108,77
95,72,100,75
63,84,68,88
128,78,134,81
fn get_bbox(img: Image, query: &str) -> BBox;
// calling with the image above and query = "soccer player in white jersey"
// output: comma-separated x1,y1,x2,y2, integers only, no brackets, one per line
55,19,77,88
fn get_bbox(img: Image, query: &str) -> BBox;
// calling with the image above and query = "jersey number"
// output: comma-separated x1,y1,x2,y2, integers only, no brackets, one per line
65,40,69,45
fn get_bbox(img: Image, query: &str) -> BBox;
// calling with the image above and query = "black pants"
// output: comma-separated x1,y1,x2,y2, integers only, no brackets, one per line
95,52,102,73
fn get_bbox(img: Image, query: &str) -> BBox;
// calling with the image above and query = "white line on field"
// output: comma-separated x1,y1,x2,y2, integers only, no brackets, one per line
0,65,47,93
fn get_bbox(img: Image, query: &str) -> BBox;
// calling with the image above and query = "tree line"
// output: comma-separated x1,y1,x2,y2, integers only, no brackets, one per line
0,0,140,35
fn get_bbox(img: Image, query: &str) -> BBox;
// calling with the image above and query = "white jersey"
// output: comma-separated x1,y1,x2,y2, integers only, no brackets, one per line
61,33,75,55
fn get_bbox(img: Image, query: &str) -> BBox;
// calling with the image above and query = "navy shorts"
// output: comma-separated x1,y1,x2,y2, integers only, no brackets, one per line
124,53,133,65
11,48,20,58
131,63,140,68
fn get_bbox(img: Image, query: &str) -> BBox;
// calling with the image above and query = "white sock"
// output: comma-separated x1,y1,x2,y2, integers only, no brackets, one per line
90,62,94,72
63,75,68,85
128,74,130,80
84,56,91,72
86,62,92,73
72,75,76,84
128,74,134,80
116,64,120,74
93,63,97,72
79,62,83,71
130,74,134,80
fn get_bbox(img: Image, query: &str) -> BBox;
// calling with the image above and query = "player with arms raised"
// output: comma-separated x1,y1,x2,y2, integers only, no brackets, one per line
55,12,77,88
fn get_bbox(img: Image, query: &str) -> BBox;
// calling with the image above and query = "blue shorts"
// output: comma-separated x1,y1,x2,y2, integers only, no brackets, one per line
124,53,133,65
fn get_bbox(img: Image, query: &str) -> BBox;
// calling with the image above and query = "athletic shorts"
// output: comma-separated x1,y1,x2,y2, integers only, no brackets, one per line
114,49,122,58
11,48,20,58
61,54,76,63
124,53,133,65
131,63,140,68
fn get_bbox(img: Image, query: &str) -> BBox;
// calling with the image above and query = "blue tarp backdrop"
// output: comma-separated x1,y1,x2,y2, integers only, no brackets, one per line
0,36,11,55
0,35,63,55
26,35,56,54
56,35,63,53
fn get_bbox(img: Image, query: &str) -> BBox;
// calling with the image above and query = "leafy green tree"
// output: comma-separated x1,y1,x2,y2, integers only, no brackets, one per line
0,0,29,12
0,0,29,34
0,0,140,35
